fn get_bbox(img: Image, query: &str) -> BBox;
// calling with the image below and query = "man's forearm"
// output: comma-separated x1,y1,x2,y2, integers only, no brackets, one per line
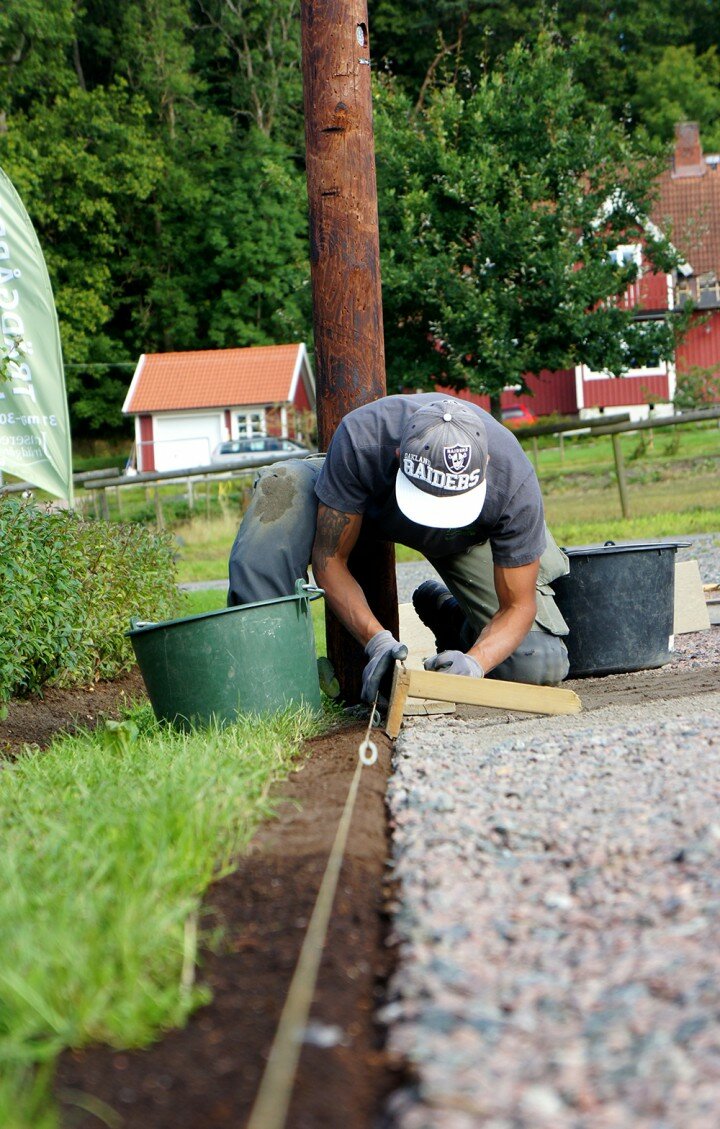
313,556,384,647
466,602,535,675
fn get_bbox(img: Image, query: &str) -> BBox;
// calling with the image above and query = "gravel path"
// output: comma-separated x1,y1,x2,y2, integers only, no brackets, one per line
383,690,720,1128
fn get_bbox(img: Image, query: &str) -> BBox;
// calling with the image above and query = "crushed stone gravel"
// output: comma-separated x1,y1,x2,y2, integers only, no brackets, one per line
383,692,720,1128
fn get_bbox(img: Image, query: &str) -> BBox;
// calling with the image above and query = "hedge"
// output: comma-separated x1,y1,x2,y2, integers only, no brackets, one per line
0,497,180,702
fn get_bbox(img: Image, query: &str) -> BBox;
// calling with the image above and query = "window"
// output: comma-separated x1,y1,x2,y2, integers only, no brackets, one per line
236,410,265,438
609,244,642,270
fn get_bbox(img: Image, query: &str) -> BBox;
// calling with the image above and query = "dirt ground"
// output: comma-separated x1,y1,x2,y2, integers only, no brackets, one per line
1,642,718,1128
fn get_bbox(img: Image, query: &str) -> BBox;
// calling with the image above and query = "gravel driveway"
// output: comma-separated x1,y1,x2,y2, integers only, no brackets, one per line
384,691,720,1128
383,535,720,1128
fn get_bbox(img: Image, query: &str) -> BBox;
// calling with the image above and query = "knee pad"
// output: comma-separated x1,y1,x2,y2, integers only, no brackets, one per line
491,631,569,686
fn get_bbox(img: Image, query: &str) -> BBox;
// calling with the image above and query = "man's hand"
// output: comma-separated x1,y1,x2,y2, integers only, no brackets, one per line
424,650,485,678
362,630,408,705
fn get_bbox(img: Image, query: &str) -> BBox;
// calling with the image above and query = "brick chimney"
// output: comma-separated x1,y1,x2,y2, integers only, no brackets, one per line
672,121,706,178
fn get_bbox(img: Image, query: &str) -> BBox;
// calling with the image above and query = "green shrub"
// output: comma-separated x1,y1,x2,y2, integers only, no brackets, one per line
0,497,180,701
673,365,720,411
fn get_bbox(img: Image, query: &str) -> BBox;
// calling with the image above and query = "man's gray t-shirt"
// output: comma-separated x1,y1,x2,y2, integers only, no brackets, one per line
315,393,546,567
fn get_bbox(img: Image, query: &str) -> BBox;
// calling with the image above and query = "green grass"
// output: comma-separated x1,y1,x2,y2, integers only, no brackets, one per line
520,419,720,480
173,513,241,583
545,473,720,543
0,703,326,1128
178,587,228,616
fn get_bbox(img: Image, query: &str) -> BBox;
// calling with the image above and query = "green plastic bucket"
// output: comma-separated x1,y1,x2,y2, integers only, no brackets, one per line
128,580,323,728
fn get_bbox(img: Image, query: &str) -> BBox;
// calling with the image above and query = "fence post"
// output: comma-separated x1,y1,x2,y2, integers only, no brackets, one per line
611,434,630,519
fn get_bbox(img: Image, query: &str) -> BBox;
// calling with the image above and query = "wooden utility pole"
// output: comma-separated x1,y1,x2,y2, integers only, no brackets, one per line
300,0,398,703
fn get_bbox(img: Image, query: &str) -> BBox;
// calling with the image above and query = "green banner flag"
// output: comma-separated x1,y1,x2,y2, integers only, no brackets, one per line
0,166,73,503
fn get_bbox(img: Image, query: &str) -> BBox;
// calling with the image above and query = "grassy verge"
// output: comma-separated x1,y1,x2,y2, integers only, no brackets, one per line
0,703,326,1129
519,419,720,476
174,513,241,583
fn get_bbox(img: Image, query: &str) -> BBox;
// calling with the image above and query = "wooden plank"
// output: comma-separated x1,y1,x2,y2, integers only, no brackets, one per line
403,700,455,718
385,665,412,740
405,668,582,716
674,560,711,634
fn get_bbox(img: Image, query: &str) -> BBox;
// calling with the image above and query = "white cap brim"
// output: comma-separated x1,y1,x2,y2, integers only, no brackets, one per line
395,470,487,529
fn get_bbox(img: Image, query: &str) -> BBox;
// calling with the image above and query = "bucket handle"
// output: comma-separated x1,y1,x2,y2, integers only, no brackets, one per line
129,616,156,631
294,579,325,601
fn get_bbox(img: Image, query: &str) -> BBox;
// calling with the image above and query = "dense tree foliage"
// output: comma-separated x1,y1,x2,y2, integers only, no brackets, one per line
0,1,715,431
372,0,720,142
0,0,309,431
375,36,688,402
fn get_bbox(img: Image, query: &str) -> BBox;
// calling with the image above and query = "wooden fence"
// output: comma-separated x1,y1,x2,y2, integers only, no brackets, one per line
3,407,719,525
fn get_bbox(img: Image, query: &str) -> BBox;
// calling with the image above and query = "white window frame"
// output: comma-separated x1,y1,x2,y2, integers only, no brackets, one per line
610,243,642,270
236,410,266,438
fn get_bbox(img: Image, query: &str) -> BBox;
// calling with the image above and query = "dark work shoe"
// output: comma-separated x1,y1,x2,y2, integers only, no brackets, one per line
412,579,469,652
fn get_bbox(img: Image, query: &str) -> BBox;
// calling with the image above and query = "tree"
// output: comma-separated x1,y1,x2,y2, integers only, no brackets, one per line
1,81,164,428
633,45,720,151
191,0,304,146
371,0,717,135
375,34,688,410
0,0,311,433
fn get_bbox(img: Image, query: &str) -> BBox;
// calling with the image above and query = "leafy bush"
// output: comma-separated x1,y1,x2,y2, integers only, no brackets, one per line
0,497,180,701
674,365,720,411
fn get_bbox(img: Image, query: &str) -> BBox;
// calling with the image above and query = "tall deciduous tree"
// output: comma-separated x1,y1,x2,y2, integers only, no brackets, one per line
633,45,720,152
375,35,687,408
192,0,303,146
372,0,720,145
0,0,310,432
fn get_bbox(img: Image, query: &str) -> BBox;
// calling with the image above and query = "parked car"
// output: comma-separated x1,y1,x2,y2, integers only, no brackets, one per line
210,436,312,466
501,404,537,429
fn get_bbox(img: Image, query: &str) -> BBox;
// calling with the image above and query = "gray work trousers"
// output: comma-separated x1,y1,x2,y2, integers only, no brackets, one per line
228,458,571,685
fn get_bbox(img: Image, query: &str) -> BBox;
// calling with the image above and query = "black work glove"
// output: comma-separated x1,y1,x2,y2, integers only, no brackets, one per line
424,650,485,678
362,629,408,705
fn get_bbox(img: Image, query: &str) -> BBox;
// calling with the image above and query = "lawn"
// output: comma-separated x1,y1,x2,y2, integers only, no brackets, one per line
0,704,327,1129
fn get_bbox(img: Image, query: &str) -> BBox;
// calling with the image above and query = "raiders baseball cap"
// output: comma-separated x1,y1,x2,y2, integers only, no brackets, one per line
395,399,489,528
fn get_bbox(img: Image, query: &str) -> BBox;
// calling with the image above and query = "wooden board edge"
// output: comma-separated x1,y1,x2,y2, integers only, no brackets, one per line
385,664,412,739
405,668,582,715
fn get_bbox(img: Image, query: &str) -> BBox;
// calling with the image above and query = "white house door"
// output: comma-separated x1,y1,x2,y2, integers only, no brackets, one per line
151,413,223,471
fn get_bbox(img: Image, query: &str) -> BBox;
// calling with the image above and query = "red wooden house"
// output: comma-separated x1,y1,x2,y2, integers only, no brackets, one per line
453,122,720,422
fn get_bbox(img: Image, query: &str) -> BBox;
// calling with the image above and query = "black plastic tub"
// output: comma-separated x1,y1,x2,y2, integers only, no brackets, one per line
551,539,690,678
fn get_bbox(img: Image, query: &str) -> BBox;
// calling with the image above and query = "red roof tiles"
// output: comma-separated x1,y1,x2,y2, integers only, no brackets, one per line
653,124,720,278
123,344,309,414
